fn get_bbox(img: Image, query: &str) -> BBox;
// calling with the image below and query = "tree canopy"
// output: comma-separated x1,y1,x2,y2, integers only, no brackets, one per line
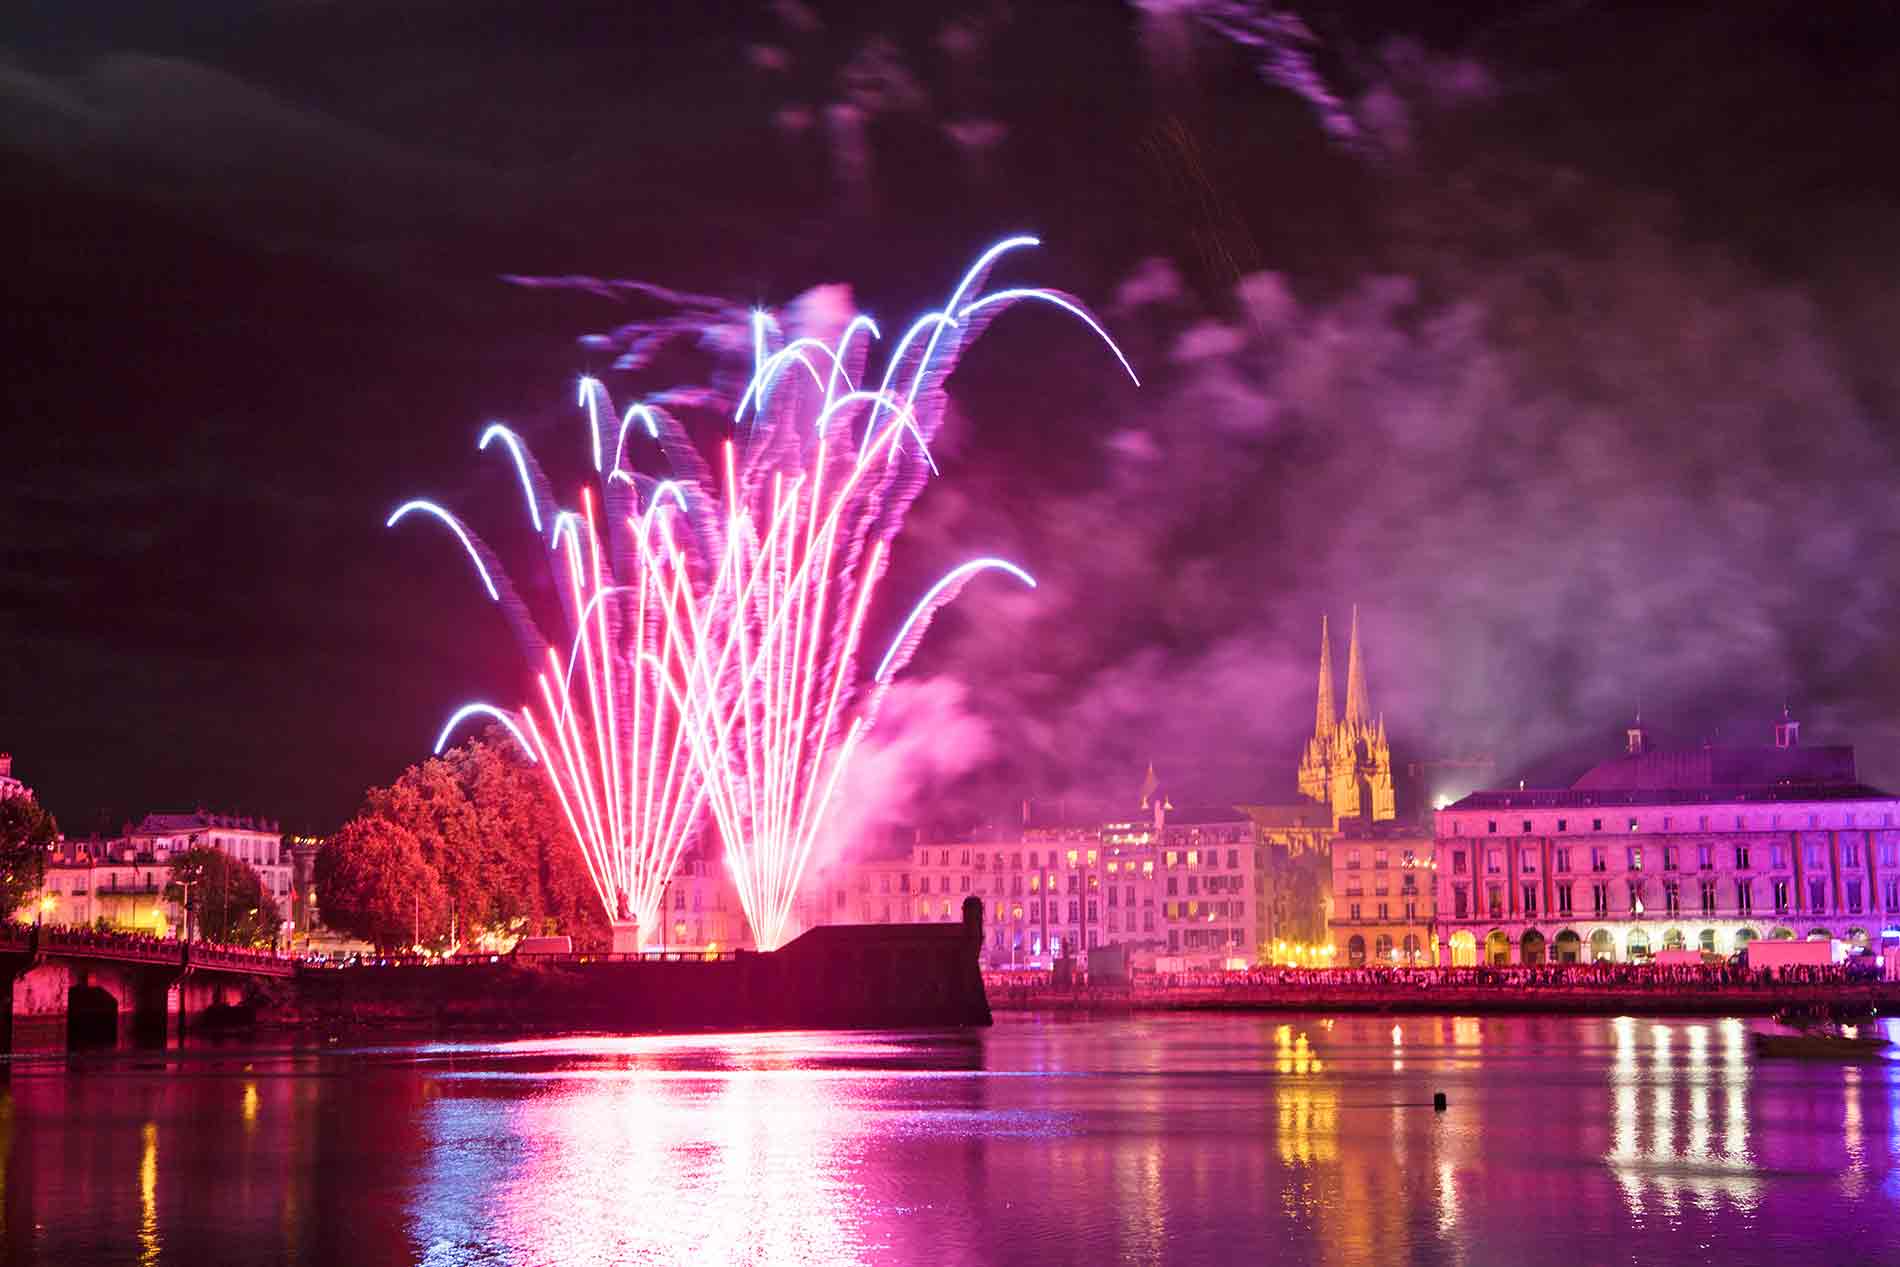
0,797,57,919
318,727,606,951
165,844,282,947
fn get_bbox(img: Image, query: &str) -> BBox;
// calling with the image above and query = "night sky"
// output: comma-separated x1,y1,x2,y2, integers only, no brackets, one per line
5,1,1900,836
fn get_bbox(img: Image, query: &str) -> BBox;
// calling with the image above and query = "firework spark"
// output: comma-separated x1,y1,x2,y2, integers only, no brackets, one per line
394,238,1136,950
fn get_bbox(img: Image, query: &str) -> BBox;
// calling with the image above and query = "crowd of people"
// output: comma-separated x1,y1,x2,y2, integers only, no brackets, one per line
985,957,1890,996
6,920,286,961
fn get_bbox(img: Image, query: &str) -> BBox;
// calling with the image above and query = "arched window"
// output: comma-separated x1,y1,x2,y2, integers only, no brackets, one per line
1589,928,1615,962
1347,934,1367,966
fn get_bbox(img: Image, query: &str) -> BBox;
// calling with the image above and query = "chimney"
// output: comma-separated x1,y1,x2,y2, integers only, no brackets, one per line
1774,705,1800,750
1625,713,1650,757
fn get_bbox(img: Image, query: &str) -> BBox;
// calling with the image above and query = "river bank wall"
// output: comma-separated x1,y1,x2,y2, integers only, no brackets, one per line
285,911,991,1034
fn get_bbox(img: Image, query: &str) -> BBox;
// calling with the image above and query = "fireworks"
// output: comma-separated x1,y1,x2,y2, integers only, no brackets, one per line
392,238,1136,949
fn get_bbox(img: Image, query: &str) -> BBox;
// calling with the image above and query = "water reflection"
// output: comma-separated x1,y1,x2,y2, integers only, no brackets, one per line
0,1017,1892,1265
1605,1015,1760,1215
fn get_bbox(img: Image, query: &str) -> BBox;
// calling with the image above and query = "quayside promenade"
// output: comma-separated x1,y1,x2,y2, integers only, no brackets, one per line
985,963,1900,1016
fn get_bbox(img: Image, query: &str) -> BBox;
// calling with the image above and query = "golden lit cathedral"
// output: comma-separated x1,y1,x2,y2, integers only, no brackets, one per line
1298,608,1396,827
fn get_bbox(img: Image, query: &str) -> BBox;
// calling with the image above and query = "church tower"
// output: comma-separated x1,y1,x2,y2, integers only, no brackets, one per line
1298,616,1336,806
1301,608,1396,828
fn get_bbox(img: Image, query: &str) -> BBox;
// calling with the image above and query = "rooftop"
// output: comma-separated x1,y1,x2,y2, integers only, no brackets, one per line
133,811,281,835
1447,782,1897,811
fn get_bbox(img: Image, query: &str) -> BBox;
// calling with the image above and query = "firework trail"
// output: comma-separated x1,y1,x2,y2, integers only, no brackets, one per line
386,387,716,947
394,238,1137,950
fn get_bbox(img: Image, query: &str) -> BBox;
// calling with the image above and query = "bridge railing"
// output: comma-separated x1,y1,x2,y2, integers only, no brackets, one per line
2,921,296,971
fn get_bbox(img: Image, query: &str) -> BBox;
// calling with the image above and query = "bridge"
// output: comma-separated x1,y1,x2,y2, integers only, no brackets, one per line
0,923,294,1050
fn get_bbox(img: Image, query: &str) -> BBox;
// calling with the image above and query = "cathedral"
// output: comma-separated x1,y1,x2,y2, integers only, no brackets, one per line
1298,609,1396,828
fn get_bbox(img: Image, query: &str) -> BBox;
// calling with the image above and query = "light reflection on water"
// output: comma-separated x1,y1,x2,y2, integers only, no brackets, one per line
0,1015,1894,1265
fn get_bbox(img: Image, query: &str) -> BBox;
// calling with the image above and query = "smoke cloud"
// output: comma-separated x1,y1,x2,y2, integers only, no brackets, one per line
892,143,1900,814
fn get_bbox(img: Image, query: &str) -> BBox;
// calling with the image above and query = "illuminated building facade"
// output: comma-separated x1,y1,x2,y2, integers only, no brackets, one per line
0,752,31,802
653,843,756,952
1434,713,1900,965
1297,610,1396,829
1327,822,1436,965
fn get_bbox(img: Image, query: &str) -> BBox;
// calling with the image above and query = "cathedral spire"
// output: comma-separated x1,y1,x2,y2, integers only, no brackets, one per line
1345,605,1371,726
1314,615,1337,736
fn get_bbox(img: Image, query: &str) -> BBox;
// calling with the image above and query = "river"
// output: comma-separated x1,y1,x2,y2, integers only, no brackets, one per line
1,1013,1895,1264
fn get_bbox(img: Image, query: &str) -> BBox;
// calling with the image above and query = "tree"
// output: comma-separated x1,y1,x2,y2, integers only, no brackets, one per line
313,816,449,951
348,727,609,950
166,845,282,948
0,797,57,920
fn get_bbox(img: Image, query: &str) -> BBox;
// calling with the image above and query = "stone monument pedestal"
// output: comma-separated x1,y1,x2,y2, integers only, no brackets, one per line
610,921,642,955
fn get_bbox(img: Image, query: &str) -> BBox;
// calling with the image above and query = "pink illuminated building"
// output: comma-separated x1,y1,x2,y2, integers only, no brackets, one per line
1434,711,1900,965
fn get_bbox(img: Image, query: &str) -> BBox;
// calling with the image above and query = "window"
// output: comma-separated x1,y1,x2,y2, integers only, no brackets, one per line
1591,883,1610,916
900,874,911,893
1883,877,1900,913
1521,848,1537,873
1486,850,1502,875
1663,881,1681,916
1487,820,1498,834
1773,879,1790,915
1807,877,1827,915
1030,900,1041,921
1521,883,1538,915
1068,900,1080,923
1590,848,1607,873
1626,846,1643,871
1557,818,1568,833
1700,881,1718,916
1663,846,1678,872
1556,882,1573,915
1452,851,1468,875
1377,902,1389,920
1349,903,1361,921
1227,849,1239,869
1846,879,1863,915
1346,849,1361,870
1143,910,1155,931
1733,844,1750,869
1521,819,1532,834
1880,842,1899,869
1374,850,1389,870
1487,887,1503,919
1086,901,1098,922
1592,819,1603,832
1166,877,1178,896
1453,887,1469,920
1628,817,1639,832
1697,845,1713,871
1107,886,1119,908
1772,843,1787,869
1804,843,1824,869
1554,847,1571,873
1843,841,1863,868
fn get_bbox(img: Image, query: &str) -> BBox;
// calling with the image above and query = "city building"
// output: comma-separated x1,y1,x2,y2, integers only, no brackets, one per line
128,811,293,913
0,752,30,801
1297,610,1396,829
1328,821,1436,965
26,811,295,939
1434,711,1900,965
655,842,755,951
